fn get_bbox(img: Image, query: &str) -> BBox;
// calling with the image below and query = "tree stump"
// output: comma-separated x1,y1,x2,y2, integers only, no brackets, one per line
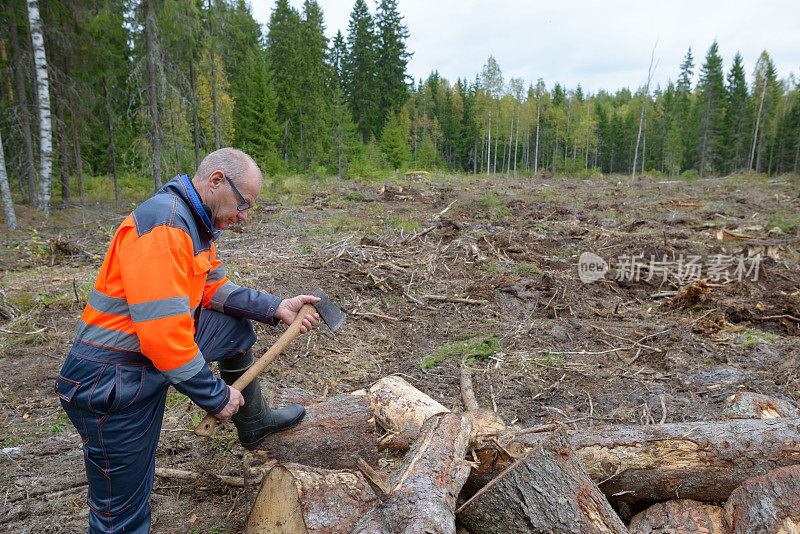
351,413,471,534
246,463,377,534
722,391,800,419
367,375,450,451
457,429,627,534
469,417,800,506
628,500,727,534
724,465,800,533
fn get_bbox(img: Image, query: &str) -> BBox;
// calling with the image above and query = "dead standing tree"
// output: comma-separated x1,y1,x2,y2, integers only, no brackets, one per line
632,39,658,181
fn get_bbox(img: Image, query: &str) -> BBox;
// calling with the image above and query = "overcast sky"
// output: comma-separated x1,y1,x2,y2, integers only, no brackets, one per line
249,0,800,95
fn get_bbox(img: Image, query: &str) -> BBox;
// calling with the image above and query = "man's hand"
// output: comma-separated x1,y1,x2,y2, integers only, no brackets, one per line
274,294,321,333
215,386,244,421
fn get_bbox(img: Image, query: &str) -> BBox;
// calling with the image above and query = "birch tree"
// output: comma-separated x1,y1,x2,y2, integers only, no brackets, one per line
479,56,503,174
27,0,53,214
0,129,17,230
632,40,657,180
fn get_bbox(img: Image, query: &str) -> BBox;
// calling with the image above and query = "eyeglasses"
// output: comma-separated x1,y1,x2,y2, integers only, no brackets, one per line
223,173,252,212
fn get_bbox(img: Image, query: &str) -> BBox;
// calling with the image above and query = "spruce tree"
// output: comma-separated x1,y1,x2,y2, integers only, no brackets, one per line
266,0,302,161
696,40,726,176
375,0,411,126
297,0,329,168
343,0,379,141
725,52,749,172
233,47,280,172
676,47,697,172
331,30,346,88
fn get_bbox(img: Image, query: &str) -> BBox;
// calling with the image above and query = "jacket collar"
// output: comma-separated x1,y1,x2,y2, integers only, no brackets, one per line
159,175,222,240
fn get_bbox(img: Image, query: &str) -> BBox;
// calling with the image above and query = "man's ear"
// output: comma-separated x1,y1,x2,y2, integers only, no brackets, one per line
209,171,224,190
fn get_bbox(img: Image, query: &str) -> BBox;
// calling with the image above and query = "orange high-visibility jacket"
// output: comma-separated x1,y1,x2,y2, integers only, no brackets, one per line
72,174,281,413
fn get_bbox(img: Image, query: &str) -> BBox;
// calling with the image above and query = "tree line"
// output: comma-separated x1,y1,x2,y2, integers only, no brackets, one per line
1,0,799,229
410,45,800,180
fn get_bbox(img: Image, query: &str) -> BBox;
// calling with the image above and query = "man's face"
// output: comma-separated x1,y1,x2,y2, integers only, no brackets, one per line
207,170,260,230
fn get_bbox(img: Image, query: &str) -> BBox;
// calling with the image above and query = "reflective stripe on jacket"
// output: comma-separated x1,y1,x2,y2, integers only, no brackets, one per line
74,174,282,413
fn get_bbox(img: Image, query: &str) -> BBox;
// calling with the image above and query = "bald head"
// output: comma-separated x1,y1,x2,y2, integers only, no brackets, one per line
193,147,263,187
192,148,263,230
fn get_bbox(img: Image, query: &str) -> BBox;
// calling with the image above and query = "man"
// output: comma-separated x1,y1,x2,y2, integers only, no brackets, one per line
55,148,320,533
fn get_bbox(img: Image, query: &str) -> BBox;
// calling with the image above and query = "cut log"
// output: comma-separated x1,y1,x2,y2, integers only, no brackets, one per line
247,390,377,473
722,391,800,419
457,429,627,534
724,465,800,533
628,500,727,534
246,463,378,534
351,413,471,534
367,375,450,450
469,417,800,505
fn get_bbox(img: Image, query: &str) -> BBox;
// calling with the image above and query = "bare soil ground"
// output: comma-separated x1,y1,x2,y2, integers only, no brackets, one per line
1,172,799,533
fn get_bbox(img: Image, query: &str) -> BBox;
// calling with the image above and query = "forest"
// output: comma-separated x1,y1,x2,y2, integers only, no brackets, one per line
1,0,800,228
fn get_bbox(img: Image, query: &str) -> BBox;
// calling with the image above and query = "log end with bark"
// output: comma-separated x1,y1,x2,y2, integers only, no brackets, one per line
628,499,727,534
368,375,450,436
353,413,472,534
457,429,627,534
246,463,378,534
724,464,800,534
466,417,800,506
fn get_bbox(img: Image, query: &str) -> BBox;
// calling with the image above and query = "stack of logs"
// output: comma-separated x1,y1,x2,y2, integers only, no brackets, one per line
241,375,800,533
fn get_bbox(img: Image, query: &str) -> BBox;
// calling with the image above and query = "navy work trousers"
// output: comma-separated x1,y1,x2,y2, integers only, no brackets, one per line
56,310,256,534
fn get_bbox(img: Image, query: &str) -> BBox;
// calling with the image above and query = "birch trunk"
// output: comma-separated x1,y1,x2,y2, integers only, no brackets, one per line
8,16,37,203
749,85,766,175
486,104,492,174
27,0,52,214
0,130,17,230
534,98,540,174
633,41,657,181
493,100,499,173
144,0,162,189
513,105,520,176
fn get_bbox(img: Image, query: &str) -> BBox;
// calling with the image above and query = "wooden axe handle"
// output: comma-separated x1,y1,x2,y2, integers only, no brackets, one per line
194,303,317,437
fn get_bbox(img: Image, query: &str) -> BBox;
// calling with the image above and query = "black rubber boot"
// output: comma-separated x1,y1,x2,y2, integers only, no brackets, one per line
219,350,306,449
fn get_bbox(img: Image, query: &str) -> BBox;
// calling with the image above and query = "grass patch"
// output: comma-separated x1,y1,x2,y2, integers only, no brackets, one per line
766,213,800,233
343,192,367,202
420,335,501,369
741,328,780,345
514,262,542,276
477,191,512,218
540,188,557,201
389,215,418,233
540,352,566,367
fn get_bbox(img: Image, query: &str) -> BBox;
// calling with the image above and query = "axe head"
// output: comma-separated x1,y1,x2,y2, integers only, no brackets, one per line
310,287,346,333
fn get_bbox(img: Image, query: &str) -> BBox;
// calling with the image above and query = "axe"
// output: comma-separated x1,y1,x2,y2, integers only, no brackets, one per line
194,288,346,437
